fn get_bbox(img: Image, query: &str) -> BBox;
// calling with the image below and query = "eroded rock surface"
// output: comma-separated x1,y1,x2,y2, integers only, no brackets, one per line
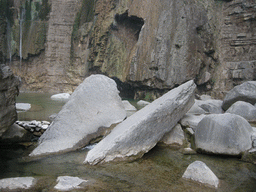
85,80,196,165
30,75,126,157
222,81,256,111
195,113,253,156
0,64,20,136
226,101,256,122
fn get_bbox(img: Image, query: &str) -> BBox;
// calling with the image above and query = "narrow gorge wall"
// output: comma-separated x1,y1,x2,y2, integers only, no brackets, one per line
1,0,255,98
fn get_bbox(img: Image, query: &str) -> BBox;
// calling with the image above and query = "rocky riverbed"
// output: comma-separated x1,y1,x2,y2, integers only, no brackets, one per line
0,75,256,191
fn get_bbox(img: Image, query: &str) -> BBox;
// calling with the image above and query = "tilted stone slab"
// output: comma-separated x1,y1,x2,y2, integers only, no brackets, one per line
195,113,253,156
222,81,256,111
29,75,126,157
84,80,196,165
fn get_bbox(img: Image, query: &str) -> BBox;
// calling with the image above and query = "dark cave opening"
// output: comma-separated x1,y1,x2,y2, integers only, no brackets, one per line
111,10,144,41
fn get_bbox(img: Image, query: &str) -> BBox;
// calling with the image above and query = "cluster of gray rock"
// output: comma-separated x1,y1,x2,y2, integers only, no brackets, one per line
1,74,255,190
16,120,50,137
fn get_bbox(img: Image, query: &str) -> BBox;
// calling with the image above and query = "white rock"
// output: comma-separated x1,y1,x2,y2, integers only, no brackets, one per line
186,128,195,135
199,94,212,101
85,80,196,165
54,176,88,191
195,113,253,155
226,101,256,122
160,124,185,146
50,93,71,102
122,100,137,111
16,103,31,111
222,81,256,110
0,177,36,190
137,100,150,107
30,75,126,157
182,161,219,188
180,114,206,129
41,124,48,130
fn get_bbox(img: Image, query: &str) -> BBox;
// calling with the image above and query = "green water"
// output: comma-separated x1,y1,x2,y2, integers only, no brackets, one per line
0,93,255,191
16,93,66,121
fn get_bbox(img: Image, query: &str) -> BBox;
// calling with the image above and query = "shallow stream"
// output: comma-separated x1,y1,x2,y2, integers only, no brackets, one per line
0,93,255,191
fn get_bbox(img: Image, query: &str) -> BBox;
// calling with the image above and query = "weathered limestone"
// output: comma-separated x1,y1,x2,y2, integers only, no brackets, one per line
0,123,33,143
226,101,256,122
160,124,185,146
180,114,206,130
0,177,36,190
0,64,20,136
188,99,223,114
85,80,196,165
29,75,126,157
222,81,256,111
195,113,253,156
54,176,88,191
182,161,219,188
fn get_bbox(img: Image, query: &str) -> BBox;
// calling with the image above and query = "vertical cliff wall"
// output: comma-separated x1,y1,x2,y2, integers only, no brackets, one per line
1,0,255,99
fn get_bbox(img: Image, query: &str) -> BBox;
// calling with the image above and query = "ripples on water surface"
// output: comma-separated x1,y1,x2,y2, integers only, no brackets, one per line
0,93,255,191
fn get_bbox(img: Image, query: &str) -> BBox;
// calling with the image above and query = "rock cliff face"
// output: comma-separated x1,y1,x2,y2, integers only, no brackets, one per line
0,0,255,98
0,64,20,136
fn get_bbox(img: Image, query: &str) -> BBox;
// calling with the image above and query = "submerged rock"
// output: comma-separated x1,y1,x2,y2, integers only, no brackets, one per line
16,103,31,111
50,93,71,102
182,161,219,188
195,113,253,156
222,81,256,111
54,176,88,191
29,75,126,157
0,177,36,190
84,80,196,165
226,101,256,122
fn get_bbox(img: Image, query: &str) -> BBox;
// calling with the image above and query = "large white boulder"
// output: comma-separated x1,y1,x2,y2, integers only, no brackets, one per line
29,75,126,157
195,113,253,155
0,177,36,190
226,101,256,122
84,80,196,165
182,161,219,188
222,81,256,111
